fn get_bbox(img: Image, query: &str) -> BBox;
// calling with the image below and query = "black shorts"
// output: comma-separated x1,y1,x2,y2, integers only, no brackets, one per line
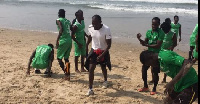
143,65,160,73
169,83,198,104
90,51,108,66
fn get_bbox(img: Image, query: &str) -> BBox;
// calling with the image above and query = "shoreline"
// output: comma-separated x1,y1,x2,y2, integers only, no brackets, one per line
0,28,198,103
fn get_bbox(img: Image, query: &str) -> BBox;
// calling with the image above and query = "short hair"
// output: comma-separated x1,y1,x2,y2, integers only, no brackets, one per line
140,50,155,65
92,14,102,22
165,18,171,24
48,43,54,49
161,22,171,33
75,9,83,17
58,9,65,18
174,15,179,19
152,17,160,24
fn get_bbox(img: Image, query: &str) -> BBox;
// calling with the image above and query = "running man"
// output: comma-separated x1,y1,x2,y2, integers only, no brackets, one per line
160,21,177,83
189,24,198,60
139,50,198,104
137,17,165,95
171,15,181,42
86,15,112,96
56,9,72,80
71,10,88,73
27,44,54,77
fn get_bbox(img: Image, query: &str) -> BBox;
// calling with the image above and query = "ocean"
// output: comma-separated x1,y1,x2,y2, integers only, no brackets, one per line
0,0,198,51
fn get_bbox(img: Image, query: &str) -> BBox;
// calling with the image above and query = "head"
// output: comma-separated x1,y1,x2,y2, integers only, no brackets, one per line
152,17,160,31
161,22,171,33
140,50,159,67
92,15,102,30
58,9,65,18
174,15,179,23
165,18,171,24
75,9,84,21
48,43,54,49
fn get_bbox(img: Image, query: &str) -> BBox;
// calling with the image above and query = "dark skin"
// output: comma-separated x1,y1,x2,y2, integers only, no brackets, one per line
27,49,54,77
137,19,163,84
145,54,195,95
86,17,111,89
174,17,181,42
71,12,88,73
192,33,198,63
137,19,163,49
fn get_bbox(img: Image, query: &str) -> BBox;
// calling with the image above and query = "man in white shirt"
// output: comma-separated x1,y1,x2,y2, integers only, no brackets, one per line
86,15,112,96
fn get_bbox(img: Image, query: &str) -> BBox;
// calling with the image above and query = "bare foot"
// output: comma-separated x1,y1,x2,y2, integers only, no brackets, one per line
63,75,70,81
75,70,81,73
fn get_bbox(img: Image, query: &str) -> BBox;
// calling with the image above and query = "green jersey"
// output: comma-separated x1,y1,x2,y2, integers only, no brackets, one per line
158,50,198,92
146,28,165,53
57,17,72,45
73,19,85,44
32,45,52,69
171,22,181,37
161,31,174,50
190,24,198,46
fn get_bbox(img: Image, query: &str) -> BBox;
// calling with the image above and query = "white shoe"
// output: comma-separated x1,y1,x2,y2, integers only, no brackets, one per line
86,90,94,96
102,81,108,89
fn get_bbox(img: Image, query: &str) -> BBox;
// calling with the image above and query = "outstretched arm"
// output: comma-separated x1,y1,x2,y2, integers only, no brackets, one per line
169,33,177,51
164,59,194,94
47,49,54,77
27,50,36,75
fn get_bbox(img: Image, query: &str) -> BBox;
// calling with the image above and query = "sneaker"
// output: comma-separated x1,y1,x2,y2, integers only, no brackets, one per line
138,87,149,92
35,69,41,74
102,81,108,89
150,91,156,95
86,90,94,96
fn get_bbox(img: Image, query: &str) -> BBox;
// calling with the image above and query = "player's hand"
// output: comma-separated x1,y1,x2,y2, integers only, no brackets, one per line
97,55,103,62
78,44,83,49
26,70,30,75
137,33,142,39
179,38,181,42
164,81,174,95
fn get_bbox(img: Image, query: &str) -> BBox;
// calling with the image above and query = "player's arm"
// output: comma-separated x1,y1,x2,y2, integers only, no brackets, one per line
27,50,36,75
179,25,181,42
164,59,194,94
195,33,198,52
56,20,63,49
137,33,148,45
169,33,177,51
145,40,163,49
97,39,111,61
71,25,82,48
47,49,54,77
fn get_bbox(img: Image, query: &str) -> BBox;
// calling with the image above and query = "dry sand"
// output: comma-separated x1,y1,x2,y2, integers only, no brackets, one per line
0,28,198,104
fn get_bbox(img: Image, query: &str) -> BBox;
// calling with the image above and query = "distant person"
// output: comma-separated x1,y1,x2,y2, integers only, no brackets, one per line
56,9,72,80
139,50,198,104
71,10,88,73
27,44,54,77
160,21,177,83
85,15,112,96
189,24,198,60
137,17,165,95
171,15,181,42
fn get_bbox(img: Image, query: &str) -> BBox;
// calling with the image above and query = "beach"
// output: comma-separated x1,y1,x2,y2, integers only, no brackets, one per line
0,28,198,103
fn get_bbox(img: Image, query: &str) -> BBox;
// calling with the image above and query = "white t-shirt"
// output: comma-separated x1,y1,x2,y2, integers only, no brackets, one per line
88,24,112,50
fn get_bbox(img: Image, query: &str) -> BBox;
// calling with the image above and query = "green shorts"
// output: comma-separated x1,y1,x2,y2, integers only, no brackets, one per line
57,40,72,59
73,41,86,57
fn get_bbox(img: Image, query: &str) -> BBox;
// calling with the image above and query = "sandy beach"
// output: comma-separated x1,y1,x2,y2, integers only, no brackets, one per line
0,28,198,104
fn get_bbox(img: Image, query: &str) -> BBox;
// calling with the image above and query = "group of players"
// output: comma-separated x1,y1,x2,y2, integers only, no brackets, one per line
26,9,198,103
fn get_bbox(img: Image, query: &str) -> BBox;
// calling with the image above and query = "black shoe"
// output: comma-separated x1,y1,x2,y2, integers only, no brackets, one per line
35,70,41,74
44,71,52,74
